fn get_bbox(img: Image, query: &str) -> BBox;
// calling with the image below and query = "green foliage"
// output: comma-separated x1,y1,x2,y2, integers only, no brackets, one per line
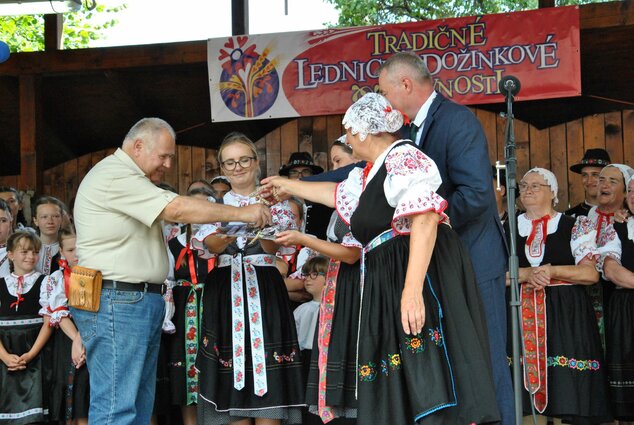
326,0,605,26
0,3,125,52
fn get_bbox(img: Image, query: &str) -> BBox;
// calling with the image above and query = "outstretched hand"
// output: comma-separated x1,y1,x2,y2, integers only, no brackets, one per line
260,176,293,203
275,230,307,247
241,203,272,228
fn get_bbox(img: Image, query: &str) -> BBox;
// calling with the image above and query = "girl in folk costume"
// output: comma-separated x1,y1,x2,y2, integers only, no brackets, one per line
0,200,13,278
587,164,634,346
263,93,499,425
269,144,362,422
192,133,304,425
46,227,89,425
599,174,634,421
510,168,610,424
279,197,316,307
32,196,65,275
0,231,54,425
165,186,217,425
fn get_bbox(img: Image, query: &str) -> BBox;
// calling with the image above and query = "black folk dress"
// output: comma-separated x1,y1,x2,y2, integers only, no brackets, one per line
347,141,500,425
603,220,634,420
512,213,611,423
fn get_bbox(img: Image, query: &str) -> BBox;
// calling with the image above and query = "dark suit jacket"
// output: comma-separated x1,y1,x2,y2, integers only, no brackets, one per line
418,93,508,282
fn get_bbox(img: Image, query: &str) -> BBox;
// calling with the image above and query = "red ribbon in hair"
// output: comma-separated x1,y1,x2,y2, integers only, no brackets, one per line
176,243,198,285
58,258,72,297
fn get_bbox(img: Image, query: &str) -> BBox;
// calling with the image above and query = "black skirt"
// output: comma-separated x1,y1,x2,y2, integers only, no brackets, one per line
48,326,90,421
196,262,304,422
607,288,634,420
356,225,500,425
0,318,52,425
305,260,360,417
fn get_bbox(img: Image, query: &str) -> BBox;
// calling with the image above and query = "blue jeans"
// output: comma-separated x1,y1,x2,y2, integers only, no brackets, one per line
479,275,516,425
71,289,165,425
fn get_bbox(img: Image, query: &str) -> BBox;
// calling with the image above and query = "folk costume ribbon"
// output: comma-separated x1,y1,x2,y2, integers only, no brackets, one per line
595,210,614,243
10,275,25,311
58,258,72,297
217,253,276,396
176,279,204,404
356,228,397,398
317,258,342,423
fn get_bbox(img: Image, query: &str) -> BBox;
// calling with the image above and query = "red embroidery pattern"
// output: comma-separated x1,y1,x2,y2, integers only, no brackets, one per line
521,285,548,413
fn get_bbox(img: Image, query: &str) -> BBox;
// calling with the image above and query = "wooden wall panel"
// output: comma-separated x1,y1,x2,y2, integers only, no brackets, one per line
582,114,606,150
476,108,498,164
623,110,634,166
550,124,569,210
265,128,281,178
2,108,632,215
566,119,585,210
177,145,192,195
604,111,624,164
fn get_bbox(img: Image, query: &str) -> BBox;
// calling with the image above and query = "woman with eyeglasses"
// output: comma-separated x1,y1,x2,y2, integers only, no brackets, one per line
509,168,610,425
191,132,304,425
263,93,499,425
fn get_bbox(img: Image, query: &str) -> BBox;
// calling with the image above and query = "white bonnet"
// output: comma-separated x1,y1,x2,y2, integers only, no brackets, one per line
604,164,634,188
341,93,403,142
523,167,559,206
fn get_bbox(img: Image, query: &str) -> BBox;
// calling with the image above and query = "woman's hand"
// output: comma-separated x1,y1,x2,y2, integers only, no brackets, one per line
401,283,425,335
614,208,630,224
259,176,293,203
526,265,551,289
72,334,86,369
275,230,307,247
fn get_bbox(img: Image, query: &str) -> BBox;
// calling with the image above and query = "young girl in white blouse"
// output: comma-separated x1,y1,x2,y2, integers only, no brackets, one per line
46,227,89,425
0,230,54,424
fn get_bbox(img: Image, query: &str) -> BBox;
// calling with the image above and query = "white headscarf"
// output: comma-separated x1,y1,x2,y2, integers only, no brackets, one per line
342,93,403,142
603,164,634,187
523,167,559,206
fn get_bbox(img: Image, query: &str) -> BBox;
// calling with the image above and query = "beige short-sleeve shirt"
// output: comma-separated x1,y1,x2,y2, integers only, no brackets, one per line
74,148,178,283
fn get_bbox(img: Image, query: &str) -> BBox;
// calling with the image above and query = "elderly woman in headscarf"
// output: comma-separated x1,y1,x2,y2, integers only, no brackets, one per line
262,92,499,425
599,171,634,421
509,168,610,425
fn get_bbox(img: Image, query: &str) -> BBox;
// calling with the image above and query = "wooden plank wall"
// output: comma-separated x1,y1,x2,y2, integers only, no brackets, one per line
2,109,633,219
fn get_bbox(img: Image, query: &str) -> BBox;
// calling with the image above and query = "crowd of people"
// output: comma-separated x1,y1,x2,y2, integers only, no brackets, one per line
0,50,632,425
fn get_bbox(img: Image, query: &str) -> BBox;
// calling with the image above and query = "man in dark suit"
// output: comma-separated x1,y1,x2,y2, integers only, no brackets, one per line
378,51,514,424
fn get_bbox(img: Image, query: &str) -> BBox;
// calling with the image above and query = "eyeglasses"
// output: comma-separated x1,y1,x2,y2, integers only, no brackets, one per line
221,156,255,171
288,169,314,178
518,182,551,193
302,271,325,279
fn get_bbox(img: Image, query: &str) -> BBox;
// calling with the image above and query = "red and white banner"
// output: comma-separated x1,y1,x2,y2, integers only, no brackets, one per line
207,6,580,122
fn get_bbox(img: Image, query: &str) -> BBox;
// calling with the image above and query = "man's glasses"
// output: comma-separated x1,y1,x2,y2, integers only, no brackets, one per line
288,169,314,178
518,182,551,193
221,157,255,171
302,271,325,279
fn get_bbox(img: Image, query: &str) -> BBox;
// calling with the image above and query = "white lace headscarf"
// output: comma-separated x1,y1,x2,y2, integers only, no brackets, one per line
341,93,403,142
603,164,634,188
524,167,559,206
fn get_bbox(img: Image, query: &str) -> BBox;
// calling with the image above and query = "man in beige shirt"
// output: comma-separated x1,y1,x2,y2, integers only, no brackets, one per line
71,117,270,425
